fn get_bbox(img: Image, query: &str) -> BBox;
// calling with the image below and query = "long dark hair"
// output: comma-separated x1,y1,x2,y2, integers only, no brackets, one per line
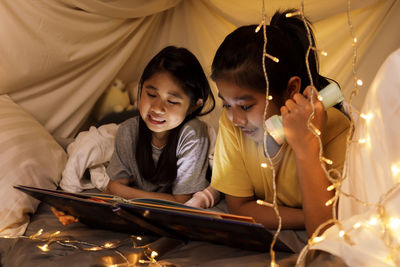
136,46,215,186
211,9,339,108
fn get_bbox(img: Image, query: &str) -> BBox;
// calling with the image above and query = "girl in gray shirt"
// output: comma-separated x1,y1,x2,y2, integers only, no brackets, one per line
105,46,215,204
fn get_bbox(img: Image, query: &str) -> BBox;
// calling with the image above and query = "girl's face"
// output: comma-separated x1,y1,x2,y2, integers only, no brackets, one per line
217,78,280,143
139,71,191,137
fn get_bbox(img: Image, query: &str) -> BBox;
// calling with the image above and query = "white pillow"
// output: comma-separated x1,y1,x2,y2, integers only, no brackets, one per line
0,95,67,236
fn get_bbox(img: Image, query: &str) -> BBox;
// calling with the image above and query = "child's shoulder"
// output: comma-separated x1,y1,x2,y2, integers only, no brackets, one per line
116,115,140,136
180,118,209,138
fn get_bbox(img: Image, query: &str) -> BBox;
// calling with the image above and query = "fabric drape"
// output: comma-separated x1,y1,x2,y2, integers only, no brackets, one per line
0,0,399,138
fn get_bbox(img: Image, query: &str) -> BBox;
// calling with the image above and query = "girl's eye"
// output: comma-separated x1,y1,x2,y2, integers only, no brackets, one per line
241,105,253,111
168,100,179,105
146,92,156,98
222,103,231,109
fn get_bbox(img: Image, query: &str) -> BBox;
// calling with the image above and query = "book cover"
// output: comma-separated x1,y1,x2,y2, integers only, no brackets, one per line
14,185,293,252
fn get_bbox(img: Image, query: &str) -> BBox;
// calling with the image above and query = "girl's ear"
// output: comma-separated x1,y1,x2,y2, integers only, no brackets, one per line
188,98,204,114
286,76,301,99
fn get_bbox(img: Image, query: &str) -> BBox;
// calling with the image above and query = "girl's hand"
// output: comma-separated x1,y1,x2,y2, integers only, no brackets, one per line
50,206,78,226
280,86,326,159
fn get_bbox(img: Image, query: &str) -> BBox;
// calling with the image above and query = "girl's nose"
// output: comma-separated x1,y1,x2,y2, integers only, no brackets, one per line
151,98,166,114
231,109,247,127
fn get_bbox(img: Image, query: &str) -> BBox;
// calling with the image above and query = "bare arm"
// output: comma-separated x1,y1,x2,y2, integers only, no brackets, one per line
226,195,304,229
104,179,192,204
281,86,334,236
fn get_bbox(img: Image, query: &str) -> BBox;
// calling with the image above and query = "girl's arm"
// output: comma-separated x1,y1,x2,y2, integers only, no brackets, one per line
281,86,334,236
226,195,304,229
104,179,192,203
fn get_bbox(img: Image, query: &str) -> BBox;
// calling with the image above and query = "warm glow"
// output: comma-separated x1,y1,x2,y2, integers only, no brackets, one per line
357,79,363,86
360,113,373,123
321,157,333,165
358,138,366,144
268,95,273,100
260,163,268,168
321,51,328,56
285,11,301,17
353,222,361,229
103,242,114,248
339,230,345,237
151,251,158,259
312,236,325,243
327,184,335,191
38,244,50,252
388,217,400,230
368,217,378,226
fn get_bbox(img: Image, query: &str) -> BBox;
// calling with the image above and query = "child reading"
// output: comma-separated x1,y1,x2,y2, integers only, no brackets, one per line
53,46,215,225
104,46,215,203
210,9,350,236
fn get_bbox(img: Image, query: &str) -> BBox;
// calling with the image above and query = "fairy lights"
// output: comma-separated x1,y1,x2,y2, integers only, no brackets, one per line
0,229,160,266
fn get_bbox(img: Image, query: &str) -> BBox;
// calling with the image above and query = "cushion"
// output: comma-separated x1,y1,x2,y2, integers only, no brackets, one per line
0,95,67,236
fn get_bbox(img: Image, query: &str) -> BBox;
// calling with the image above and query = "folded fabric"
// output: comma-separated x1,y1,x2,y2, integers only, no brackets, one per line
60,123,119,192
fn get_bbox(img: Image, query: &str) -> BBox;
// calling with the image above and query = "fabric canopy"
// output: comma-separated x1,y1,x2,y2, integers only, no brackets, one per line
0,0,399,138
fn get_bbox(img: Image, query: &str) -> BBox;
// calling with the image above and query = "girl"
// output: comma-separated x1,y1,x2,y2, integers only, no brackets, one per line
104,46,215,203
53,46,216,225
210,9,350,236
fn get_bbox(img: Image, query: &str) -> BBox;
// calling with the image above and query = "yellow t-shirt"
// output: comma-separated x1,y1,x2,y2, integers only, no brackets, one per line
211,107,350,208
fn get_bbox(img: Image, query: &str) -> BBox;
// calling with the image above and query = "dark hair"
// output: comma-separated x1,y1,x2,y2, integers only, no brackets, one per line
136,46,215,186
211,9,337,107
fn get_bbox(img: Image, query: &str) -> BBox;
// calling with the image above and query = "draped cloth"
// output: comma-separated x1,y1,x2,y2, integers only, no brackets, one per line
0,0,399,138
311,48,400,266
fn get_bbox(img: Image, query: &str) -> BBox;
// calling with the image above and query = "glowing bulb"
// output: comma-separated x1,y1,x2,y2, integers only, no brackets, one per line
339,230,345,237
353,222,361,229
103,242,113,248
321,51,328,56
327,184,335,191
30,229,43,239
392,164,400,177
317,95,324,101
368,217,378,226
325,197,335,206
312,236,325,243
151,251,158,259
356,79,363,86
260,163,268,168
321,157,333,165
388,217,400,230
255,21,264,33
285,11,301,17
38,244,50,252
353,37,358,43
267,95,273,100
136,236,142,240
88,247,101,251
358,138,366,144
360,113,373,122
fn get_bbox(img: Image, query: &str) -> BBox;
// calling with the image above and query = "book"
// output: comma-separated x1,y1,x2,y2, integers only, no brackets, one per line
14,184,293,252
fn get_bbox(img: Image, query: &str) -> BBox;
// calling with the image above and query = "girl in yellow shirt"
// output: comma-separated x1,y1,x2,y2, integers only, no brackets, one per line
210,9,350,236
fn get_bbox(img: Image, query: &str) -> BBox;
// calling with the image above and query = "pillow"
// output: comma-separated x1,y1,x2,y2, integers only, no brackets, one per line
0,95,67,236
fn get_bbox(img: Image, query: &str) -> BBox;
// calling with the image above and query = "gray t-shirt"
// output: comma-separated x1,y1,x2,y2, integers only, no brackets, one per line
106,116,209,195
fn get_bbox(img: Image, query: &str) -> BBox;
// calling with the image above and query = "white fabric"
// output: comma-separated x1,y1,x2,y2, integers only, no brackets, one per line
311,48,400,266
0,95,67,236
60,123,119,192
1,0,399,138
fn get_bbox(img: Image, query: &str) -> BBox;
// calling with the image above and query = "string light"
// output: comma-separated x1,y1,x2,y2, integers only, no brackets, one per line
0,229,160,266
260,162,268,168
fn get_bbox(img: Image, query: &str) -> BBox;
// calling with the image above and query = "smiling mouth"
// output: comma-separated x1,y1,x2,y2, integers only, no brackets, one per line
148,115,166,125
241,128,257,136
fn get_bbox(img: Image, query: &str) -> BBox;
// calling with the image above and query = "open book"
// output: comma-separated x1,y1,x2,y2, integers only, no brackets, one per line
15,185,293,252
